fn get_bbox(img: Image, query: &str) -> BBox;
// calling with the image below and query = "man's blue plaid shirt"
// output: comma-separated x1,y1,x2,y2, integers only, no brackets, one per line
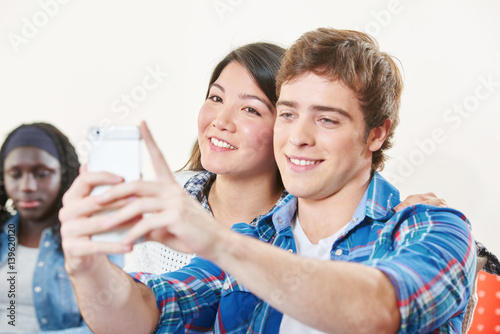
131,172,476,333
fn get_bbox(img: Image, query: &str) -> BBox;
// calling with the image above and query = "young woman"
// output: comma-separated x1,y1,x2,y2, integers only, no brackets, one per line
0,123,122,333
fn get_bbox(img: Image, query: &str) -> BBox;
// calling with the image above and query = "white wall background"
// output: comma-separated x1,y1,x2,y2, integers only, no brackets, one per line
1,0,499,255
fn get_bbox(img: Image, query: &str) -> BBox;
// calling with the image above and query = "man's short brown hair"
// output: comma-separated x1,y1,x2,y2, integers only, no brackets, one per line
276,28,403,171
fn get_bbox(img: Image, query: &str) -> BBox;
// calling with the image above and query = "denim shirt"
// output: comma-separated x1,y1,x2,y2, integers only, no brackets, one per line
0,214,124,333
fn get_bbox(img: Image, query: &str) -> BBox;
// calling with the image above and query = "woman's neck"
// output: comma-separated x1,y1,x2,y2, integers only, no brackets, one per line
208,172,283,228
18,213,57,248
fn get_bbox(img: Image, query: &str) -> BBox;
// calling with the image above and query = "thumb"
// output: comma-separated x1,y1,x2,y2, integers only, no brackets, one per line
139,121,175,183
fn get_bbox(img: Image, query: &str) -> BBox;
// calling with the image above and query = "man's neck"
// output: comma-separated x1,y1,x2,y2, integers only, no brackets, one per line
208,172,283,228
297,172,372,244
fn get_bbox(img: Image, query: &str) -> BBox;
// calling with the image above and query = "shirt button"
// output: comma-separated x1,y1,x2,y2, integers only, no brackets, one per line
222,282,230,290
288,249,294,253
277,217,283,224
335,249,343,256
38,261,44,267
34,286,42,293
44,241,50,247
41,318,48,324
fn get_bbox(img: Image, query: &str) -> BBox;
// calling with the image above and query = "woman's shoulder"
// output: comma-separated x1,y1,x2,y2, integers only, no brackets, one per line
173,170,205,187
1,213,19,231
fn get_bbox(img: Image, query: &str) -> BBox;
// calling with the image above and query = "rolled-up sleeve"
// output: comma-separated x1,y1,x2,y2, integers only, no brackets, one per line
130,257,226,333
364,207,476,333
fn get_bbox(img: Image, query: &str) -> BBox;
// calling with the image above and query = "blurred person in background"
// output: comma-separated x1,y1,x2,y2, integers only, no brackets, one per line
0,122,123,333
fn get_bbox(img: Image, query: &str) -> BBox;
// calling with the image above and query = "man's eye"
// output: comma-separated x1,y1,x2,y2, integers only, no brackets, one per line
320,118,339,125
279,112,294,119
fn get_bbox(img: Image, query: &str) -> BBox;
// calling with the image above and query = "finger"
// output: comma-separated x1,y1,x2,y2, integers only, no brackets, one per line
63,239,131,257
395,192,448,212
63,172,123,203
396,193,429,212
122,211,177,245
394,200,412,212
105,197,169,230
61,214,137,240
140,121,175,183
145,229,194,254
94,179,172,204
60,196,134,221
424,198,448,208
79,163,87,174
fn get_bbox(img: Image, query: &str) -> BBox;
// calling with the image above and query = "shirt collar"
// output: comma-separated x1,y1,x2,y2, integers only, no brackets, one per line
364,171,400,221
2,213,58,239
271,194,297,233
263,171,400,234
3,213,20,233
183,171,216,213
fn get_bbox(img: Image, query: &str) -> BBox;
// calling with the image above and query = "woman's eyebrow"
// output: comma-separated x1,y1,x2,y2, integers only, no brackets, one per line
239,93,273,112
209,83,224,92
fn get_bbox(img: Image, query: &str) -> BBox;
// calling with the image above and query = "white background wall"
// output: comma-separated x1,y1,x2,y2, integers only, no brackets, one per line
1,0,499,255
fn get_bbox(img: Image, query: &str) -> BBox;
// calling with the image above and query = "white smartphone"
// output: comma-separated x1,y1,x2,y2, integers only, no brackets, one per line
87,125,141,243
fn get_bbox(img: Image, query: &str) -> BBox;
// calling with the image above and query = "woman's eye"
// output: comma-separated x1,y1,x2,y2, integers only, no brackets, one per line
7,170,21,179
208,95,222,103
244,107,261,117
34,169,51,178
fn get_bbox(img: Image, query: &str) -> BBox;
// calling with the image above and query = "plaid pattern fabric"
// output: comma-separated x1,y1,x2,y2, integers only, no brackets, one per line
182,171,215,213
132,172,476,333
183,171,288,227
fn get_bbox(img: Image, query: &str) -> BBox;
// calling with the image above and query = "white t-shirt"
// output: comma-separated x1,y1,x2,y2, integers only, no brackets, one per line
0,244,40,333
278,215,348,334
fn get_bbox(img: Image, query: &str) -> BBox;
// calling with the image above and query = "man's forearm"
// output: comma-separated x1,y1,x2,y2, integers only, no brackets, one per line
69,255,159,334
209,232,400,334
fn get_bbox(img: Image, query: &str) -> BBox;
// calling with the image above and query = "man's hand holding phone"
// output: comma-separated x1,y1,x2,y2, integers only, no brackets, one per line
87,125,142,243
59,121,219,277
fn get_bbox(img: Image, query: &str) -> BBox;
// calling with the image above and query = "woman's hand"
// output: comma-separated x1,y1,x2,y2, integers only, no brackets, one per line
395,192,448,212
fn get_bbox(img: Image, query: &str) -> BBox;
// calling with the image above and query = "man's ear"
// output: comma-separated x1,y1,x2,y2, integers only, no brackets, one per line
367,119,391,152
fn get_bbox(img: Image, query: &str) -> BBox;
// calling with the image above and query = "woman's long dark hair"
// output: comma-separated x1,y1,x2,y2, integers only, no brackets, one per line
0,123,80,237
181,42,285,171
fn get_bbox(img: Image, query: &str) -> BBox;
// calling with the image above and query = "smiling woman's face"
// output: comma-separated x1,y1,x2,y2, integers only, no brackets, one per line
3,146,61,222
197,61,278,178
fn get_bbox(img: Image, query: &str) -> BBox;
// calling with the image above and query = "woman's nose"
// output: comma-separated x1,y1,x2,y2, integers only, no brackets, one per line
213,105,236,132
20,173,37,192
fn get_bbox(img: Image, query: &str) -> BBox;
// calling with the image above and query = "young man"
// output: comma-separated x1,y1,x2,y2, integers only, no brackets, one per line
60,28,475,333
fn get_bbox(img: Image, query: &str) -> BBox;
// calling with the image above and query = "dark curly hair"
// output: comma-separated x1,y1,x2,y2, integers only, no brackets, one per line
0,123,80,237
